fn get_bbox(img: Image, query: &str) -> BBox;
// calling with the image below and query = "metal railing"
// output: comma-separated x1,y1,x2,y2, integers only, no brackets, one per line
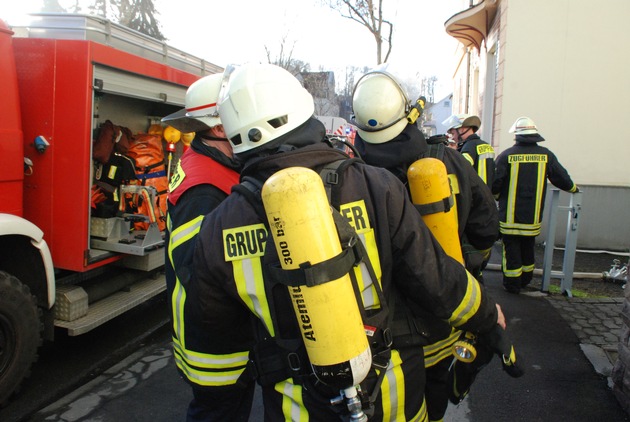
541,189,583,297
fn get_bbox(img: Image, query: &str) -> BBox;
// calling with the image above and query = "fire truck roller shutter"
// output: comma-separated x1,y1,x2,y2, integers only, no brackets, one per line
92,65,188,106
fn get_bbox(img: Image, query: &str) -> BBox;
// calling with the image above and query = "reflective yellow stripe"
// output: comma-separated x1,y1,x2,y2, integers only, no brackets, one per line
477,157,487,184
169,215,204,251
448,174,460,226
234,256,275,336
449,272,482,327
380,350,405,421
173,352,247,386
534,161,546,223
499,221,541,236
462,152,474,166
168,215,205,352
354,229,383,310
173,341,249,369
522,264,535,273
275,379,308,421
501,246,522,277
340,201,383,311
410,399,429,422
424,329,461,367
172,279,186,347
506,162,519,224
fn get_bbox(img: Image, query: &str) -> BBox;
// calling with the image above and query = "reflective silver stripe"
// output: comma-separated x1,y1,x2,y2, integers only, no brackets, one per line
449,273,482,326
169,216,204,248
172,280,185,346
173,341,249,368
278,380,307,421
173,354,244,386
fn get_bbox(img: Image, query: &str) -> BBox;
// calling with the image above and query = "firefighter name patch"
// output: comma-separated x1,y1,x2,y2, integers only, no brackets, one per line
476,144,494,155
223,223,268,261
508,154,548,163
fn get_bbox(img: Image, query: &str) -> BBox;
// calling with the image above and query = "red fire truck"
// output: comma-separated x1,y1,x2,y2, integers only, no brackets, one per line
0,13,221,404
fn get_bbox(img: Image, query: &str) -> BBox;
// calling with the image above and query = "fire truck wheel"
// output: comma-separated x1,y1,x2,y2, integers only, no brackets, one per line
0,271,43,406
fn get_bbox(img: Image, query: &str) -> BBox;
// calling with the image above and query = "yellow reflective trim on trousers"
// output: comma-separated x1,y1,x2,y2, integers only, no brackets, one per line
424,329,461,367
275,379,308,422
501,245,522,277
173,340,249,369
499,222,541,236
233,256,275,336
523,264,535,273
173,352,246,387
534,162,546,223
411,399,429,422
448,272,482,327
379,350,405,421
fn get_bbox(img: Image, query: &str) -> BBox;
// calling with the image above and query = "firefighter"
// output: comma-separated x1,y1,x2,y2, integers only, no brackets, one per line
492,116,578,294
185,62,508,421
443,113,495,187
351,70,500,422
161,73,245,421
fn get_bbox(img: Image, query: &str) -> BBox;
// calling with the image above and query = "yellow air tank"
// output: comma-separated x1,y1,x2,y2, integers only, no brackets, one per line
408,157,464,265
261,166,371,390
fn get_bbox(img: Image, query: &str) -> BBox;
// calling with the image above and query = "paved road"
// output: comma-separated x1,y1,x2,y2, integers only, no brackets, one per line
25,267,630,422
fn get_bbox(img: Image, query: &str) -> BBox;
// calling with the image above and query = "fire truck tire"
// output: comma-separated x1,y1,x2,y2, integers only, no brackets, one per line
0,271,43,406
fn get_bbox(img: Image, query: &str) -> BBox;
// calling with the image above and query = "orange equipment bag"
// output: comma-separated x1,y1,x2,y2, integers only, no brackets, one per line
123,133,168,231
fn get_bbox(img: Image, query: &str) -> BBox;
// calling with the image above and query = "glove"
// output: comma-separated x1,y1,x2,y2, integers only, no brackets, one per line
479,325,524,378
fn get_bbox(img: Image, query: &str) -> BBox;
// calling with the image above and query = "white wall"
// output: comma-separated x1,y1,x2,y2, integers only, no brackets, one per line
500,0,630,187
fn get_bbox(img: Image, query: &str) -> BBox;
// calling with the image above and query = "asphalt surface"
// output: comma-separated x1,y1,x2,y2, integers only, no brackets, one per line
27,244,630,421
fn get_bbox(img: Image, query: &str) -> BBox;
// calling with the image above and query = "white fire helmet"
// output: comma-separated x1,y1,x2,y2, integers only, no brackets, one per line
442,114,481,132
162,73,223,133
216,63,315,156
509,116,539,135
351,71,410,144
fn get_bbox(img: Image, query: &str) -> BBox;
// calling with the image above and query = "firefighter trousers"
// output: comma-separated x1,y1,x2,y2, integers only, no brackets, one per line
501,234,535,292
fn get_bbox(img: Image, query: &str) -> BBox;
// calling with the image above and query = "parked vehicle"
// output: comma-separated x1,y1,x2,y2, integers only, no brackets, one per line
0,13,221,404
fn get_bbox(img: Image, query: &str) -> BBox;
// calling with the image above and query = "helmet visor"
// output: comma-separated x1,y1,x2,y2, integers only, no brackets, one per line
161,108,212,133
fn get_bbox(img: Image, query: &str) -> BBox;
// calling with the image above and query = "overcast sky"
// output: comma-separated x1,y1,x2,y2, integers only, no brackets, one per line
6,0,464,100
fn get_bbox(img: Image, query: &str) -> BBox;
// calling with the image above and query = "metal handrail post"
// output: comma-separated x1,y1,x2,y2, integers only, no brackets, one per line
560,191,582,297
541,189,560,292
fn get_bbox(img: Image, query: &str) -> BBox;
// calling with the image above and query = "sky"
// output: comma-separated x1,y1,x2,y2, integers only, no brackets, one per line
4,0,464,100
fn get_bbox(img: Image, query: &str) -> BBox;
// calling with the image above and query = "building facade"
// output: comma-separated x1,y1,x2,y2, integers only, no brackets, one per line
445,0,630,251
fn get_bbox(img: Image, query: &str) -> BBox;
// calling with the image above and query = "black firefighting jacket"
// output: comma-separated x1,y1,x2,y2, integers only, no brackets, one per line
355,127,499,368
184,120,499,421
355,126,498,253
458,133,495,186
492,134,577,236
164,136,240,393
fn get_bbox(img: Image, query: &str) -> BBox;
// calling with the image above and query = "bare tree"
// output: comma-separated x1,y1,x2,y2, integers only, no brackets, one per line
322,0,393,65
265,33,310,75
420,76,437,104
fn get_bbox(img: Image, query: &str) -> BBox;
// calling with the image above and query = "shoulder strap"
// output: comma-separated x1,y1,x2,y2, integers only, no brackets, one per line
423,142,446,161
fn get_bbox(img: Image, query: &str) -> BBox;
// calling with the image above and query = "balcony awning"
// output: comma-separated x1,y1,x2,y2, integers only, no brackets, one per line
444,0,498,51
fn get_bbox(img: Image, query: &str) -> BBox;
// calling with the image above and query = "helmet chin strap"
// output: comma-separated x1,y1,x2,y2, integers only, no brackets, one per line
457,127,469,141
